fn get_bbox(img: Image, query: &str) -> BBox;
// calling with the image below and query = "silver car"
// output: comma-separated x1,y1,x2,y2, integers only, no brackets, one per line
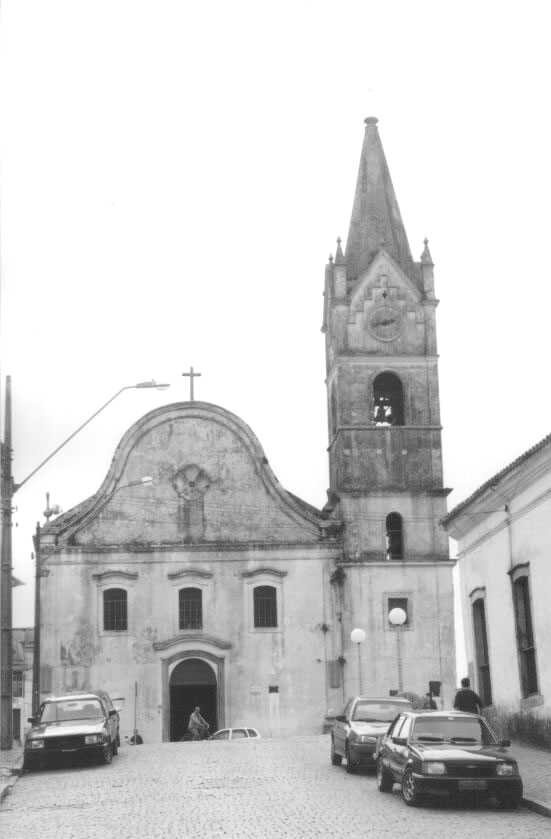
331,696,413,773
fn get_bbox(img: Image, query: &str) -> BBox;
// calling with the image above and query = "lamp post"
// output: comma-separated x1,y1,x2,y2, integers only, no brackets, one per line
350,628,366,695
388,607,407,693
1,379,169,749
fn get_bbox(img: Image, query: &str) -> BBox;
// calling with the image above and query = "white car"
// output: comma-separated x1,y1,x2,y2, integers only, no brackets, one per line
209,727,260,741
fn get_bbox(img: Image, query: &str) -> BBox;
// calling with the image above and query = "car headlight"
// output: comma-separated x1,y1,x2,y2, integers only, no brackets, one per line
85,734,102,745
423,761,447,775
496,762,516,776
29,739,45,750
358,735,377,744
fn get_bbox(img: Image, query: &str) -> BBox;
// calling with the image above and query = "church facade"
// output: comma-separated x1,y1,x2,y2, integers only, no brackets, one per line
39,119,455,741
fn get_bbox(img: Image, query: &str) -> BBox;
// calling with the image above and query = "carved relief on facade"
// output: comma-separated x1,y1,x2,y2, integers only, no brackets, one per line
171,464,211,543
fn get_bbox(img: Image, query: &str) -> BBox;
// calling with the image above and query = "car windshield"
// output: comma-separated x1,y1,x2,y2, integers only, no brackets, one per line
411,716,496,745
352,701,410,722
40,699,104,723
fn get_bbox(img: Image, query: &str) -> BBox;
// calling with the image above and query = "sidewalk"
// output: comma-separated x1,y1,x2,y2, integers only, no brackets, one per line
0,743,24,804
512,740,551,817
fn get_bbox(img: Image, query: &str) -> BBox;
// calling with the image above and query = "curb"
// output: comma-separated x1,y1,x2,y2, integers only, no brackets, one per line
0,775,18,805
523,796,551,818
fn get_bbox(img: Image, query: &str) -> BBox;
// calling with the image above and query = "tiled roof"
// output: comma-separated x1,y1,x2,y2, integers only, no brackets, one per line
442,430,551,527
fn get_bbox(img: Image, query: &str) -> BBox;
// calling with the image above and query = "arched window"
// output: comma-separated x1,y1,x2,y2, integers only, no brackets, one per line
512,575,538,697
373,372,404,426
253,585,277,628
179,587,203,630
385,513,403,560
103,588,128,631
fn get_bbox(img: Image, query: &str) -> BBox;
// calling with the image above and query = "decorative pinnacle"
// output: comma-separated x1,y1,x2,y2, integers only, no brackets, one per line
328,254,334,264
335,237,345,266
421,237,434,265
364,116,379,126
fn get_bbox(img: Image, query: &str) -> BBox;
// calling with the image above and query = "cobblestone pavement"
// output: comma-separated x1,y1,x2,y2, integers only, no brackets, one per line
1,736,550,839
511,741,551,808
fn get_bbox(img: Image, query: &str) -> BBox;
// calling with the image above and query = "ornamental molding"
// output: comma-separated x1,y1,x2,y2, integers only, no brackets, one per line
167,569,213,580
240,567,288,579
91,569,139,582
153,632,232,652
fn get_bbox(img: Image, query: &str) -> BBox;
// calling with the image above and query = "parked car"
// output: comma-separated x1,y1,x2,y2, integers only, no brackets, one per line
331,696,413,773
24,692,120,770
209,727,261,740
376,710,523,808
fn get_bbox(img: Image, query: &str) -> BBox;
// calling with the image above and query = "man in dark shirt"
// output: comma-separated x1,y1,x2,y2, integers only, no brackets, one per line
453,677,482,713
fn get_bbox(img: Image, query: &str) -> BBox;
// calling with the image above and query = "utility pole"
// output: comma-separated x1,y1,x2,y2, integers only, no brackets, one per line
32,523,41,717
0,376,13,749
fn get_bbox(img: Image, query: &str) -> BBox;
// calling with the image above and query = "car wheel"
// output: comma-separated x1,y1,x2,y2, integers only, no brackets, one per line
402,767,422,806
330,738,342,766
376,758,393,792
100,743,113,765
345,745,356,774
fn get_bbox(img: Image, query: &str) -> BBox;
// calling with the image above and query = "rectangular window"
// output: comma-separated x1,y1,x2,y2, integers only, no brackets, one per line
103,588,128,632
388,597,409,625
472,598,492,706
12,670,23,698
254,586,277,628
179,588,203,630
513,576,538,697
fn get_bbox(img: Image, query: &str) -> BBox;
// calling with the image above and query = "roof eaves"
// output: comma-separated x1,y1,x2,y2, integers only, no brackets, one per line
442,430,551,527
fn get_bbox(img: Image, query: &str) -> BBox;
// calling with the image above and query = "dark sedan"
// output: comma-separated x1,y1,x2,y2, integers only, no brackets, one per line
24,693,120,770
376,710,523,808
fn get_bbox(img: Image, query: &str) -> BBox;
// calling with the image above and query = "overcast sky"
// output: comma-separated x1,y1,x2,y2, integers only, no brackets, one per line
2,1,551,640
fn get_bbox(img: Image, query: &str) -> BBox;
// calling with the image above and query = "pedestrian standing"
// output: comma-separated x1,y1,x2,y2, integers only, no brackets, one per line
453,677,482,713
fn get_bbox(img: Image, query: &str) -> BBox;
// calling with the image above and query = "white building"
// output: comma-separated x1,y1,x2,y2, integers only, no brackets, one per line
443,432,551,716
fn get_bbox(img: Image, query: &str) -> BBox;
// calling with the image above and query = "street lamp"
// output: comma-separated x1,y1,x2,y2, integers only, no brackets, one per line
13,381,169,493
388,607,407,693
1,378,169,749
350,628,366,695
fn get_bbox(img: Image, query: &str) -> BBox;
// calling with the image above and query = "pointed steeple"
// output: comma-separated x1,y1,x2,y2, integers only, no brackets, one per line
345,117,415,285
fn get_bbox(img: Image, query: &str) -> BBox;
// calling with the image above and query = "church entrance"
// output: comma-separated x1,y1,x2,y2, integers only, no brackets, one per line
169,658,218,741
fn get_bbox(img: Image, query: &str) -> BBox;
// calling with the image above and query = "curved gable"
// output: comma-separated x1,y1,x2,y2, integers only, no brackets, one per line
46,402,330,547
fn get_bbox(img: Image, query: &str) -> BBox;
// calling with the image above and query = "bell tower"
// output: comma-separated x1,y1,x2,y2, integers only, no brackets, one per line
323,117,449,564
322,118,455,704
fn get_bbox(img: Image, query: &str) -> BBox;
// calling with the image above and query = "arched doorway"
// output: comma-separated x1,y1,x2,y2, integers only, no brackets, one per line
169,658,217,741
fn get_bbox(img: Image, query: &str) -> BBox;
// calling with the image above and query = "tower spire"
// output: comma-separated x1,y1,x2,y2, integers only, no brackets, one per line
345,117,414,284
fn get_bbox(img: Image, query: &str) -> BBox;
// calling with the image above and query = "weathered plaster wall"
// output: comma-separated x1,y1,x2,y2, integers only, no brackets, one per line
455,451,551,715
40,546,340,741
339,562,455,708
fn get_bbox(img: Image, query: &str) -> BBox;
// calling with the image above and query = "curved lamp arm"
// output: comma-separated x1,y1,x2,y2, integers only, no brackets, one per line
13,381,169,494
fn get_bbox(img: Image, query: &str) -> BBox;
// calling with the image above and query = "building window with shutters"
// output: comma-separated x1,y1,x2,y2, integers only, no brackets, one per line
103,588,128,632
253,585,278,628
512,573,538,698
179,587,203,630
385,512,404,560
472,596,492,706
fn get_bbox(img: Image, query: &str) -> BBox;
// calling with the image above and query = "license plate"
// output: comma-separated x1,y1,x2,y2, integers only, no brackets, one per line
458,780,487,791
